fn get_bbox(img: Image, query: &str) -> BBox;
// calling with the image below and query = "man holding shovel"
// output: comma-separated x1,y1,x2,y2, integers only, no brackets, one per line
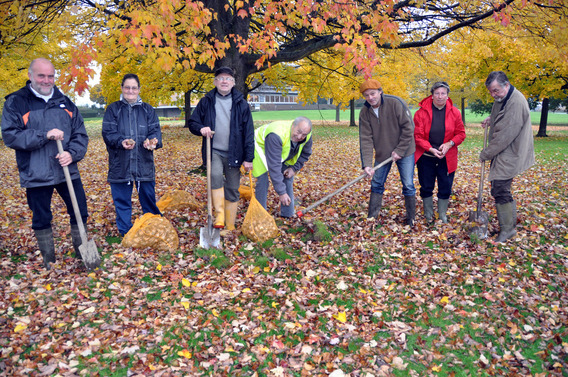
1,58,90,269
188,67,254,231
480,71,535,243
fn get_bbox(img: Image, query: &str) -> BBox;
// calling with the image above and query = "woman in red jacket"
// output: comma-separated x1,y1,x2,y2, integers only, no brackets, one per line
414,82,466,223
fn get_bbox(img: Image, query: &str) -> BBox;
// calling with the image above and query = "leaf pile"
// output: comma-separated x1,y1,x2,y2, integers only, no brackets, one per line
0,124,566,376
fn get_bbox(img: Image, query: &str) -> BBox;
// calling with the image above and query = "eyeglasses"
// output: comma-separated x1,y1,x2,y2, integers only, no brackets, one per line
123,86,139,91
214,77,234,82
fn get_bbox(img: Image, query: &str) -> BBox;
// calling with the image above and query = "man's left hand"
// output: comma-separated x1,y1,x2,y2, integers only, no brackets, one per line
243,161,253,171
391,151,402,161
283,168,295,179
56,151,72,167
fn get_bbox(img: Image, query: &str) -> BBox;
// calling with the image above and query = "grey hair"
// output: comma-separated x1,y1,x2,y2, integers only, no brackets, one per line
292,116,312,131
431,81,450,95
485,71,509,88
28,58,54,76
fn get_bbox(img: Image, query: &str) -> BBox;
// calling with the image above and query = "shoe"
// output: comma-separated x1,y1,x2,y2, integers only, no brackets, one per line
211,188,225,228
423,196,434,222
438,198,449,223
495,201,517,242
404,196,416,227
368,192,383,219
34,227,55,269
224,200,239,231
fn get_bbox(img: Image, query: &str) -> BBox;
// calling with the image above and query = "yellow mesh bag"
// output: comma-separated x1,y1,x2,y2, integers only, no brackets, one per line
241,171,279,242
157,190,202,212
238,168,253,201
122,213,179,251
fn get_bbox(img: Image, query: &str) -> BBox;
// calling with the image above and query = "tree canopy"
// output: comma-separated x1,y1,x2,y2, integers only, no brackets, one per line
1,0,567,112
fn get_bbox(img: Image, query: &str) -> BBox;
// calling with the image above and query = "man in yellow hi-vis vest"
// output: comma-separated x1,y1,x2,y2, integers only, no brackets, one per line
252,117,313,217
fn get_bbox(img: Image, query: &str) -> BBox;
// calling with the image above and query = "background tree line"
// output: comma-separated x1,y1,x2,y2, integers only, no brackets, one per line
1,0,567,136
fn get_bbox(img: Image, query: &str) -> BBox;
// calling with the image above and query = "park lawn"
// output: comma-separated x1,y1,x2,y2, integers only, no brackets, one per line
0,123,566,376
249,108,568,126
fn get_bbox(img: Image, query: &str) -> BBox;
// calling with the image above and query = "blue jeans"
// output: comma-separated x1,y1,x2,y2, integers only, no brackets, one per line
255,168,295,217
26,179,89,230
371,154,416,197
110,181,161,235
416,155,454,199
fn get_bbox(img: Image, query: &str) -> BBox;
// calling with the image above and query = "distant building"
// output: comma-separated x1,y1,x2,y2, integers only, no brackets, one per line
154,105,182,118
248,84,334,111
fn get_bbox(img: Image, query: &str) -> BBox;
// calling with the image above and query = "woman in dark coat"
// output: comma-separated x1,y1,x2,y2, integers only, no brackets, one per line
102,73,162,235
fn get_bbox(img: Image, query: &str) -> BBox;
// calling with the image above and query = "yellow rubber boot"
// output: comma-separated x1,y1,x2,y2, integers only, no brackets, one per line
211,188,225,228
224,200,239,231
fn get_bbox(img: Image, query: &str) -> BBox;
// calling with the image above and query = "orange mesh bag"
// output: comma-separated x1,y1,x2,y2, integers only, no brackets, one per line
238,167,253,201
122,213,179,251
241,171,279,242
157,190,202,212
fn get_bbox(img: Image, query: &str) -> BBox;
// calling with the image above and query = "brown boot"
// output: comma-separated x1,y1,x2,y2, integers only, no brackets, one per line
211,188,225,228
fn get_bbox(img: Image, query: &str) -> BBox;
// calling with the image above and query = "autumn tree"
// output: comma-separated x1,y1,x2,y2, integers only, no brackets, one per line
75,0,530,98
89,84,105,106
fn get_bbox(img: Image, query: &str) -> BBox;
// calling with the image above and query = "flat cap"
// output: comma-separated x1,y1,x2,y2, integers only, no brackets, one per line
359,79,382,94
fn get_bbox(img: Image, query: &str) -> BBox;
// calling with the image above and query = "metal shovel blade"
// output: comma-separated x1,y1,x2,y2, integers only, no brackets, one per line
468,210,489,240
78,239,102,271
199,215,221,249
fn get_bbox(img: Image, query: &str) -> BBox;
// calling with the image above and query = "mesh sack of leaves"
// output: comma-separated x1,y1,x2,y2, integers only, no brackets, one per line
122,213,179,251
156,190,202,212
241,171,279,242
238,170,253,201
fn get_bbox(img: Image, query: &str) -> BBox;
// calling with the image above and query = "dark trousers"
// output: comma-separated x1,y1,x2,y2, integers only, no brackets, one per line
416,155,454,199
491,179,514,204
26,179,89,230
110,181,161,235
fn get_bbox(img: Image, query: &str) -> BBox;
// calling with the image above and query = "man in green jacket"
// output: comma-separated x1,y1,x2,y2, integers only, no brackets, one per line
359,79,416,226
480,71,535,243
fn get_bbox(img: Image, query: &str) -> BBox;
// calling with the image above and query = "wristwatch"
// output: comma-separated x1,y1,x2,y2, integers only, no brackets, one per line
449,140,455,147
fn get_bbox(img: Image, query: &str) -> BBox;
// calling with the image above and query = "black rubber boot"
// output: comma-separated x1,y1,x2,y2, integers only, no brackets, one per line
495,201,517,243
34,228,55,270
71,224,83,259
423,196,434,222
368,193,383,219
404,196,416,227
438,198,449,223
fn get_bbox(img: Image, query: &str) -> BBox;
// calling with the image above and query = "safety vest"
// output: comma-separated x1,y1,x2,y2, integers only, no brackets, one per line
252,120,312,177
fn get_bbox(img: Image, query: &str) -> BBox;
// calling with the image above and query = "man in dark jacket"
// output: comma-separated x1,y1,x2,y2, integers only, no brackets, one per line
480,71,535,243
102,73,163,236
1,58,90,269
359,78,416,226
188,67,254,231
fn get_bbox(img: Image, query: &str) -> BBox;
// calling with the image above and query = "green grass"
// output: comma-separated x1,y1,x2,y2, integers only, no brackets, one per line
251,108,568,126
83,108,568,128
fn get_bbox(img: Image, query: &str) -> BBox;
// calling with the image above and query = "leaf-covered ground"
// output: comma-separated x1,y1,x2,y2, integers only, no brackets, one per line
1,123,567,377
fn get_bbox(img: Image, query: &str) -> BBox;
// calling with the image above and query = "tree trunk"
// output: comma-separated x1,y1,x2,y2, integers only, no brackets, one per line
184,90,192,128
349,99,356,127
536,97,549,137
461,90,466,125
336,104,340,122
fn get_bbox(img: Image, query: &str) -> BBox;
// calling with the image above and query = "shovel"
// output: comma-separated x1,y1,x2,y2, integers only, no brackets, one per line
468,125,490,240
199,133,221,248
297,157,393,217
56,140,101,271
